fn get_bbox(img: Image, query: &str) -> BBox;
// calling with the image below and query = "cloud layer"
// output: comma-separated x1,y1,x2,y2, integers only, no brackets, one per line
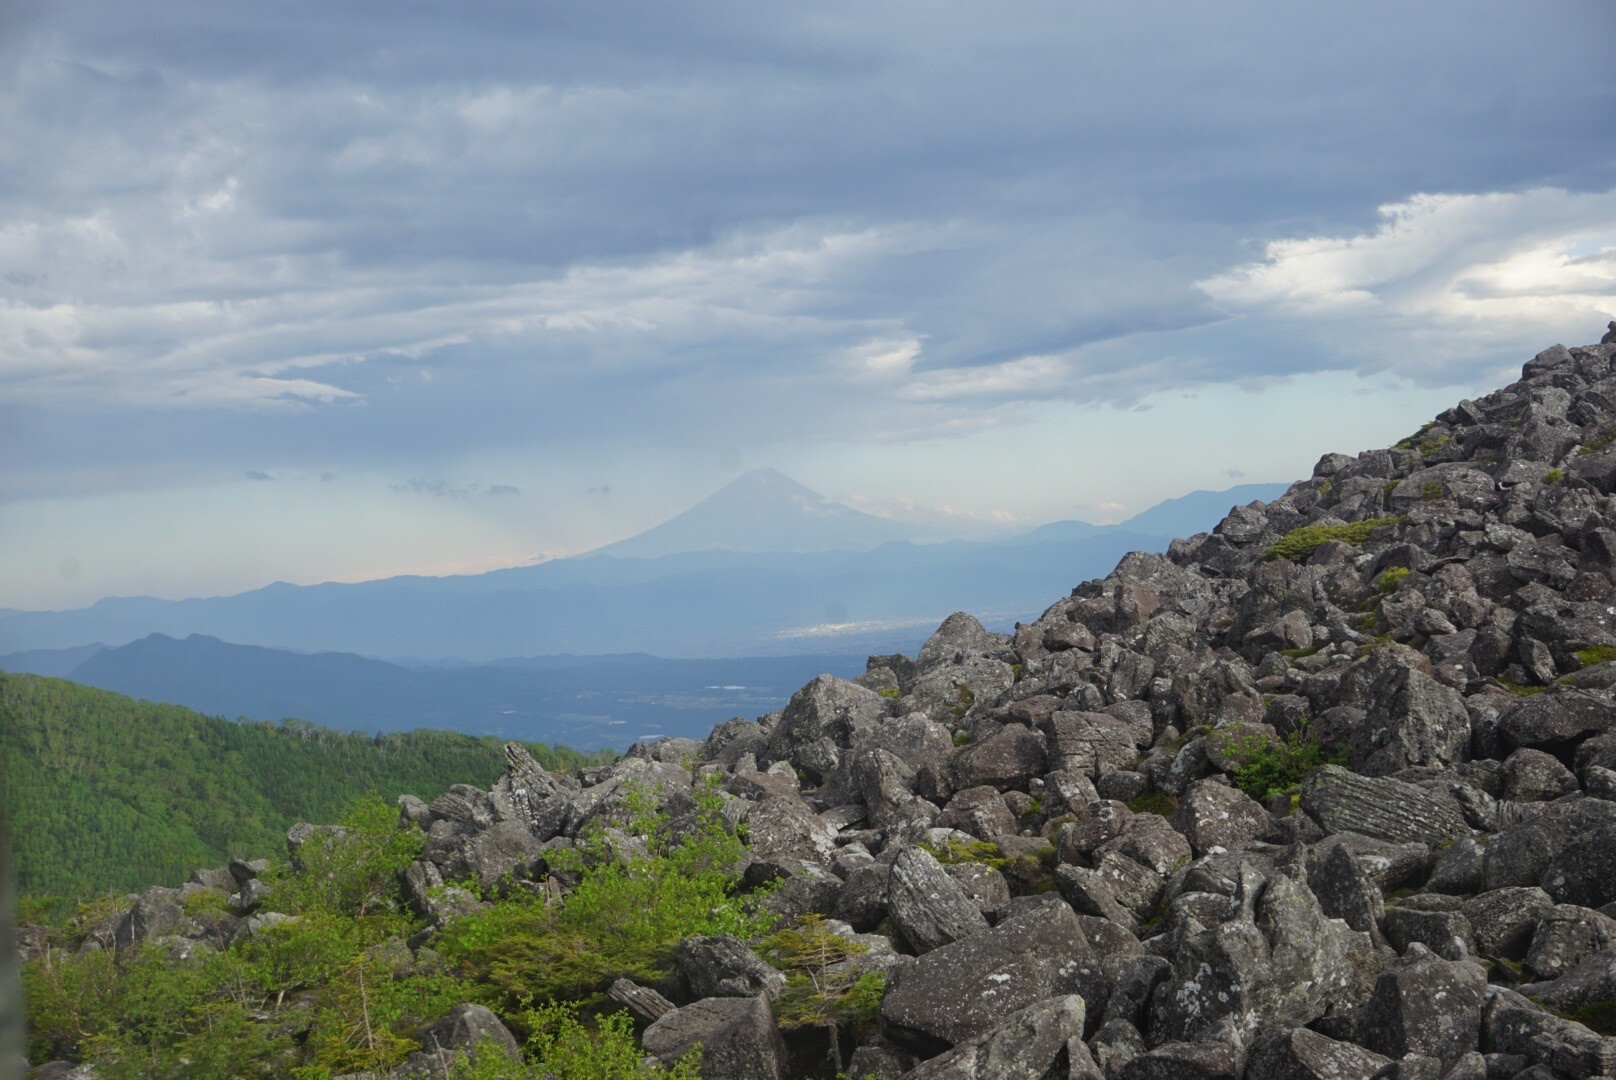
2,1,1614,602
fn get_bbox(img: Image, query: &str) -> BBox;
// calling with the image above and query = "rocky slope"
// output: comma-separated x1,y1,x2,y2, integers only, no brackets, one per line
29,326,1616,1079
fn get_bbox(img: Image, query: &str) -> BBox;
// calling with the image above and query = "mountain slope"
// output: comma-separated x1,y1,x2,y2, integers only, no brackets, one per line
592,468,922,557
0,673,611,898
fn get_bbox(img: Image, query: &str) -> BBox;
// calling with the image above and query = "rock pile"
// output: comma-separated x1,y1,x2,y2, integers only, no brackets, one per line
35,331,1616,1078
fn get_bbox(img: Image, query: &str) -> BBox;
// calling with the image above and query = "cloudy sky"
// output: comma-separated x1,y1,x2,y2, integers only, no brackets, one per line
3,1,1615,609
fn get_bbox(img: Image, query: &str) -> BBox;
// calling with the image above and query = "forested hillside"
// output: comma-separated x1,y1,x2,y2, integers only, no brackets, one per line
0,674,611,901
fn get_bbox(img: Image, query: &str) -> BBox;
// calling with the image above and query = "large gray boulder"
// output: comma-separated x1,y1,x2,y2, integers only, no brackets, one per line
766,675,890,783
642,995,788,1080
1351,666,1470,775
1047,712,1139,778
1300,766,1465,845
671,935,786,1000
1497,692,1616,750
1358,948,1487,1065
1245,1024,1391,1080
886,847,989,955
880,901,1103,1052
948,724,1046,791
1147,861,1376,1044
1169,779,1269,857
1541,821,1616,908
905,995,1085,1079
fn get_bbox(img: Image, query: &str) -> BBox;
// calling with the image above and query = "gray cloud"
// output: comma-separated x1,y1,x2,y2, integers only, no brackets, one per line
2,1,1614,500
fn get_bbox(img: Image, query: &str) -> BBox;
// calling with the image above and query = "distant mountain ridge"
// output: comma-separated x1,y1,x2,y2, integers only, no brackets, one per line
0,478,1285,661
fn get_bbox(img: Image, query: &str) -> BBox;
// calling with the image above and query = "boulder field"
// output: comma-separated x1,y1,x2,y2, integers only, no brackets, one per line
33,327,1616,1079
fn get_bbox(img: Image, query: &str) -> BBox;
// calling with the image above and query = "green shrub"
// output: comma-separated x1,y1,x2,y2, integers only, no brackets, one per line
919,838,1007,870
268,792,423,917
1214,727,1345,802
1394,422,1437,450
1420,480,1443,501
458,1004,700,1079
952,731,972,747
762,915,884,1070
437,778,769,1004
1262,517,1400,562
1545,468,1565,484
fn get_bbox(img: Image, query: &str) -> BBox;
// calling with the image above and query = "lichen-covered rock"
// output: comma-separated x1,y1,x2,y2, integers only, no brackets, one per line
904,995,1084,1079
393,1003,521,1078
1245,1024,1391,1080
885,847,989,955
1358,948,1487,1064
1300,766,1466,846
671,935,786,1000
879,901,1102,1052
1169,779,1269,857
642,995,788,1080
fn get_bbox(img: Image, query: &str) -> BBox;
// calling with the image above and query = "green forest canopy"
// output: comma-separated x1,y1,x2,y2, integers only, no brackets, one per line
0,673,613,901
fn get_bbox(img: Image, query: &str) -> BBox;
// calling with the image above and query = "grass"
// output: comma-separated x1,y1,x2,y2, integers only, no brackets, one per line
1556,1002,1616,1036
1575,645,1616,668
877,687,900,700
1545,468,1565,484
952,682,975,719
1498,678,1548,697
1262,516,1401,562
1394,421,1438,451
1420,480,1444,501
1280,644,1322,660
1127,793,1178,816
1580,428,1616,456
1377,566,1410,594
920,838,1008,870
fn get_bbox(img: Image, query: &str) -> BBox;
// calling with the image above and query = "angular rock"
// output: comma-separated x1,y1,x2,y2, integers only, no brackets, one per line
1169,779,1270,857
886,847,990,955
394,1003,521,1078
643,995,788,1080
1300,766,1465,846
1352,666,1471,775
1359,949,1487,1064
671,935,786,1000
1245,1024,1391,1080
905,995,1085,1079
949,724,1046,792
1524,906,1616,980
880,901,1102,1052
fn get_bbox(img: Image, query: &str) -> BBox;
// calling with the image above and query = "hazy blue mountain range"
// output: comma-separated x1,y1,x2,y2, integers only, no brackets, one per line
0,635,870,749
0,475,1287,661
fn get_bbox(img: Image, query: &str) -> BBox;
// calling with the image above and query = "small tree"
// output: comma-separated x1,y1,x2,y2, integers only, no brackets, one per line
761,914,886,1071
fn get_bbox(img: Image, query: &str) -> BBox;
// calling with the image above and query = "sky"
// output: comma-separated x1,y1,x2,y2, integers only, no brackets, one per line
3,1,1615,609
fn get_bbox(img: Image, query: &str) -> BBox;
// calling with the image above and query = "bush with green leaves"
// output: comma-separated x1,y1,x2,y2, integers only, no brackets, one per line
1215,726,1346,801
268,792,424,917
450,1005,701,1079
438,776,772,1005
